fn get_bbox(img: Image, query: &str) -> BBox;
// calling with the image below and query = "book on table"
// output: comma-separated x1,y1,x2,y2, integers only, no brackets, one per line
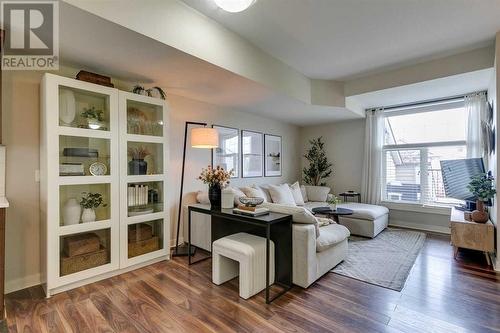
233,207,269,217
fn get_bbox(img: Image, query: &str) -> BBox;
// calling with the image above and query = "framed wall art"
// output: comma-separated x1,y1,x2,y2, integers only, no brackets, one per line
241,130,263,178
212,125,240,177
264,134,282,177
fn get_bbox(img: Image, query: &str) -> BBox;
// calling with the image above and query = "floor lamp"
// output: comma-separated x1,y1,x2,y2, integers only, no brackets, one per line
172,122,219,257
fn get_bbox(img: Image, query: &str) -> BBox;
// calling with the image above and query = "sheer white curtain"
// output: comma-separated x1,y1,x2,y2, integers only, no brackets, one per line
361,109,385,204
465,92,487,159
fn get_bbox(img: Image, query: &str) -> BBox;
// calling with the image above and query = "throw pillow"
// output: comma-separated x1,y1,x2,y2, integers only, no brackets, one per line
232,187,247,206
305,186,331,202
268,184,296,206
196,191,210,204
254,185,273,202
300,185,308,202
261,202,320,237
240,186,268,202
289,181,305,205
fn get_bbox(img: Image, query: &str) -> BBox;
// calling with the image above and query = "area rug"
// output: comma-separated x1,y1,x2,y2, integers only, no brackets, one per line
331,228,426,291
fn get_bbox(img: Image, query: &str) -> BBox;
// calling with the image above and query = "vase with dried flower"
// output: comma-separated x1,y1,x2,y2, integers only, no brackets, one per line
467,173,496,223
198,165,233,208
80,192,107,223
128,146,150,175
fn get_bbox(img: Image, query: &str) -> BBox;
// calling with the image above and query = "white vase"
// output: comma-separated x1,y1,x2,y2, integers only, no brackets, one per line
221,188,234,209
331,203,337,211
87,118,102,130
63,198,81,226
81,208,96,223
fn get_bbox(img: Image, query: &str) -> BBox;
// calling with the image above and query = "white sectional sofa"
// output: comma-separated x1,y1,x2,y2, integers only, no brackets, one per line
303,201,389,238
184,183,388,288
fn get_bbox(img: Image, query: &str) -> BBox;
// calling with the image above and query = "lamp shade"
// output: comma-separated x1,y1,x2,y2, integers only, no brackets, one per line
191,127,219,148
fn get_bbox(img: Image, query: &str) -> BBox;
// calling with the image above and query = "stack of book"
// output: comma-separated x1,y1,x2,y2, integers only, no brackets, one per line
233,205,269,217
128,184,149,207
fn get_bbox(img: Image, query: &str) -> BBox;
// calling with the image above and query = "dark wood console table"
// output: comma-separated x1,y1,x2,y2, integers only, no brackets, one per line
187,204,293,303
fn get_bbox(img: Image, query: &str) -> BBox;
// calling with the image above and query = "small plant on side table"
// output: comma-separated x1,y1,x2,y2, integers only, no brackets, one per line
467,173,496,223
80,192,107,223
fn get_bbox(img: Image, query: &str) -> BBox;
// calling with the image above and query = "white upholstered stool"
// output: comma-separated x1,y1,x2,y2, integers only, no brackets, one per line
212,232,275,299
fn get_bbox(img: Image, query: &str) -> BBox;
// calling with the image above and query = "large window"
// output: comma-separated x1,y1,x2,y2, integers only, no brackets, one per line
382,100,467,206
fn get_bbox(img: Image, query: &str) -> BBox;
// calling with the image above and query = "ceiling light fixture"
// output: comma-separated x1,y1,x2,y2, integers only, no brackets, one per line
214,0,256,13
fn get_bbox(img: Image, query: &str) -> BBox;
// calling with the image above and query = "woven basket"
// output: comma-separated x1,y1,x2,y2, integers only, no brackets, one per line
60,246,108,276
128,237,159,258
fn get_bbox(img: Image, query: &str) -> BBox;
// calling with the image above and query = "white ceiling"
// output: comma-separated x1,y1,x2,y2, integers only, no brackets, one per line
59,2,360,126
182,0,500,80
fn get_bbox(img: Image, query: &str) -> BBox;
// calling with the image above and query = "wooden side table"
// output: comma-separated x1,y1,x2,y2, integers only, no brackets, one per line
450,207,494,264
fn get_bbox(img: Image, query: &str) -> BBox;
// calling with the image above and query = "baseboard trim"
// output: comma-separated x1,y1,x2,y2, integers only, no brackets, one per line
169,237,184,248
5,273,41,294
389,220,450,234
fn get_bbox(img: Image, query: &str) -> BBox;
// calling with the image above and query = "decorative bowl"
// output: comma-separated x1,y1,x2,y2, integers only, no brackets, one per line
239,197,264,207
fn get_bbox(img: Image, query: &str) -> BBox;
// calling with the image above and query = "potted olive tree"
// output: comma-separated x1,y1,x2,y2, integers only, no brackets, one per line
303,137,333,186
467,173,496,223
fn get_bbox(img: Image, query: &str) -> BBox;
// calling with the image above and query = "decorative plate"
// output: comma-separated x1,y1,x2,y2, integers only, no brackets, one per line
89,162,107,176
59,89,76,125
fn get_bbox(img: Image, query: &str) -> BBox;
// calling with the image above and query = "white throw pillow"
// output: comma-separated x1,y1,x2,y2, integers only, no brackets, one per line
196,191,210,204
289,182,305,206
305,186,331,202
300,185,308,202
232,187,247,206
261,202,320,237
240,186,268,202
268,184,296,206
254,185,273,202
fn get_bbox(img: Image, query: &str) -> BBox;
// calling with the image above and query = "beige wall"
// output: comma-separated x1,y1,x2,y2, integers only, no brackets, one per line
299,120,365,193
1,68,300,292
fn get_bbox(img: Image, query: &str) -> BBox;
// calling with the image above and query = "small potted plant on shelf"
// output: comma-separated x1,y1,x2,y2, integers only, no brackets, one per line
327,195,342,211
128,146,150,175
198,165,233,208
467,173,496,223
80,192,107,223
81,106,105,130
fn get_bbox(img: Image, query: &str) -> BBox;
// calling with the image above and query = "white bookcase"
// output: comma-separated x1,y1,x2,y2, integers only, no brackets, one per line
40,74,169,296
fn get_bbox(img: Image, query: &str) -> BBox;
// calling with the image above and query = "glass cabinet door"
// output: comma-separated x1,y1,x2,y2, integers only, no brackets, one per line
120,91,169,267
59,86,110,131
127,220,164,259
127,100,163,136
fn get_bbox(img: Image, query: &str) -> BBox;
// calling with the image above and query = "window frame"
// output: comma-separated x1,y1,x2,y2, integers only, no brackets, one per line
381,100,467,208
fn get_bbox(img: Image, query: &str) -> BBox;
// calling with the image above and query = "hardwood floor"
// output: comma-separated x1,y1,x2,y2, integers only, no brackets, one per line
4,233,500,333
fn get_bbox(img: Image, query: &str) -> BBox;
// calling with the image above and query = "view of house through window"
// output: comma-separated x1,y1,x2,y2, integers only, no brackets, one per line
383,101,467,206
